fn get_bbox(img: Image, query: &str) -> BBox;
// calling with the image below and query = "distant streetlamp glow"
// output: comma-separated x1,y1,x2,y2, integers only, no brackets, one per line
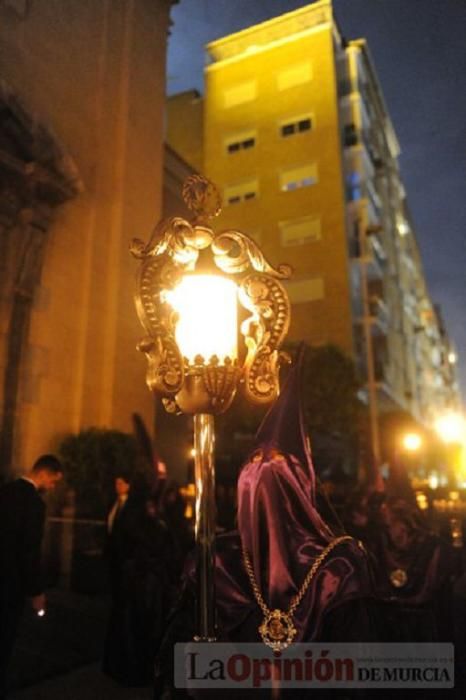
435,412,466,444
402,432,422,452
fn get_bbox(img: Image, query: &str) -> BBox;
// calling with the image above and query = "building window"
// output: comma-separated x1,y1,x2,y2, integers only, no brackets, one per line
225,131,256,154
277,62,312,91
223,81,257,108
280,216,321,246
280,163,318,192
280,116,312,138
224,180,258,205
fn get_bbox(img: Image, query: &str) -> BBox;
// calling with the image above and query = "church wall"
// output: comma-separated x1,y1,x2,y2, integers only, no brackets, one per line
0,0,173,469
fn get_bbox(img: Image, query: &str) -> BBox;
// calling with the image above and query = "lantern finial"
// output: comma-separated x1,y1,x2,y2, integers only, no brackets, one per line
182,174,222,222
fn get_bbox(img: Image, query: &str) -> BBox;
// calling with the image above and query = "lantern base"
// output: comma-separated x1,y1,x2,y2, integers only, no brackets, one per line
166,359,240,415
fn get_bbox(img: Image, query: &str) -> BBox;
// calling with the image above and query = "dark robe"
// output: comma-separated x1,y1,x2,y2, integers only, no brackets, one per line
103,497,174,686
371,528,457,642
368,516,460,700
0,478,45,696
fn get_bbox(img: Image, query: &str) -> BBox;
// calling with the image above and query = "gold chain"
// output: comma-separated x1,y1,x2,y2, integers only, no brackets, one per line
242,535,353,618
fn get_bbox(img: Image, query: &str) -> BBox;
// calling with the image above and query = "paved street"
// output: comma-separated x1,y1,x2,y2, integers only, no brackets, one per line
11,664,152,700
5,588,137,699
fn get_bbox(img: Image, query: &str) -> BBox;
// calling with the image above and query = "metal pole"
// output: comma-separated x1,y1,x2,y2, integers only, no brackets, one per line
193,413,216,640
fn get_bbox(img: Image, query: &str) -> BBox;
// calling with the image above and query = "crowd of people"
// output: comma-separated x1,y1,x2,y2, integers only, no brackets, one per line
1,359,465,699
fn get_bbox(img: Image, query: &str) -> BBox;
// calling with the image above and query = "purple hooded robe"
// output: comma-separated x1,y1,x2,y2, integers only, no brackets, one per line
212,357,373,644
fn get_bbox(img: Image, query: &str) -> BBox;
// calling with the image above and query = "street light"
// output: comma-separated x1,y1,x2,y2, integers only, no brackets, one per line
401,432,423,453
434,412,466,445
131,175,291,640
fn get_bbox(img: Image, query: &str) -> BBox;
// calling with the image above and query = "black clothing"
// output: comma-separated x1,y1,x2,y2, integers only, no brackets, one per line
103,499,174,686
0,479,46,696
0,479,45,596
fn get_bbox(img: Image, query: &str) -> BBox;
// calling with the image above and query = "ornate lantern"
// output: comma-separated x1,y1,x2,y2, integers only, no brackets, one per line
131,175,291,638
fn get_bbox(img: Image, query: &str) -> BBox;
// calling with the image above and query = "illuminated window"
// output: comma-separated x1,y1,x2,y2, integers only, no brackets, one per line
277,62,312,91
280,217,321,246
225,131,256,154
223,81,256,108
225,180,258,205
284,277,324,303
280,117,312,137
280,163,318,192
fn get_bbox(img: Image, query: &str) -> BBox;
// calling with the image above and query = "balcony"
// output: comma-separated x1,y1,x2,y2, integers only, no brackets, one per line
355,297,388,338
354,327,402,412
348,220,385,280
344,142,375,182
369,295,389,334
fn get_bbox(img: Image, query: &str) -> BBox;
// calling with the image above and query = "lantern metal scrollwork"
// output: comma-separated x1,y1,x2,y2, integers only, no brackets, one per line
131,174,291,416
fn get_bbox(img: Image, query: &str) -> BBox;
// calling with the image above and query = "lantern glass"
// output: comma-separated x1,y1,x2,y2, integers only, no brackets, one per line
165,274,238,364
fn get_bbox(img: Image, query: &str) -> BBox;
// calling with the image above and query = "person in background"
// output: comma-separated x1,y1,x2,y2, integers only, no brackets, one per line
103,471,174,687
371,496,458,643
102,470,138,684
106,472,131,539
162,482,193,578
0,454,63,699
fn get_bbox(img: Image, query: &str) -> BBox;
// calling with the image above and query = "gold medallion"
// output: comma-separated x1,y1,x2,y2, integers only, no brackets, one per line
390,568,408,588
259,609,297,651
243,536,353,651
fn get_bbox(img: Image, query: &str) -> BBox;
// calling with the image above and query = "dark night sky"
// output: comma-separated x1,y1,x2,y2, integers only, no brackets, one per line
167,0,466,400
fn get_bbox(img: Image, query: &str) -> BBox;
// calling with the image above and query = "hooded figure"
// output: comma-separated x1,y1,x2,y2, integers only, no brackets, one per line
371,497,457,640
212,354,374,647
155,354,375,698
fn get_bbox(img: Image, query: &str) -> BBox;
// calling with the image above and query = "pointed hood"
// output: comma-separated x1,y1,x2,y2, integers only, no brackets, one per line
208,346,372,643
253,344,317,502
238,346,338,610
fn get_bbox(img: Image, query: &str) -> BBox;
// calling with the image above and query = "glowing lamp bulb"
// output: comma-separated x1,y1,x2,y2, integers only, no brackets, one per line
165,275,238,365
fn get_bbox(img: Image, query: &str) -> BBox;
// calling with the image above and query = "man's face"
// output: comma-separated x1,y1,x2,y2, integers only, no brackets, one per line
37,470,63,493
115,477,130,497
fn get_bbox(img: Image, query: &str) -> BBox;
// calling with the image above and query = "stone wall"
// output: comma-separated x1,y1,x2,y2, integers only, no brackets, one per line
0,0,174,474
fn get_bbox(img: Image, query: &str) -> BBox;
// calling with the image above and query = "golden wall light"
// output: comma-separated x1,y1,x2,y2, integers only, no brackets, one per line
131,175,291,639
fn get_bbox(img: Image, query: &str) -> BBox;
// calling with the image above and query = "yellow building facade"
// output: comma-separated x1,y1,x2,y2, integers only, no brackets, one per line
203,3,354,355
167,0,459,444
